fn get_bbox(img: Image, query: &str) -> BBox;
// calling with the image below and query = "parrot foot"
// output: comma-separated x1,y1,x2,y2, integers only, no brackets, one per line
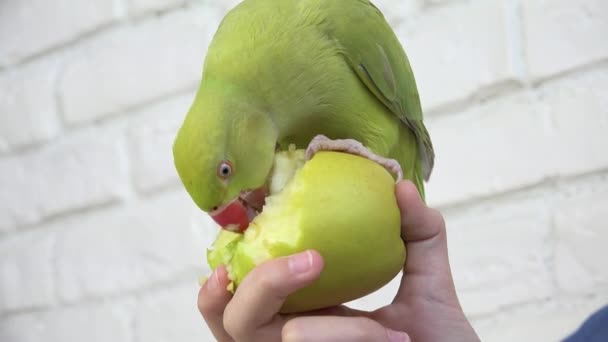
305,135,403,182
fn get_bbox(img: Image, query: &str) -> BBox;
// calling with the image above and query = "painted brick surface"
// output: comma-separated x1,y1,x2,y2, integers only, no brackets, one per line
129,0,189,16
0,300,134,342
0,231,55,315
0,59,60,151
1,0,606,341
58,4,221,125
426,66,608,207
554,191,608,294
523,0,608,80
127,93,193,193
0,0,120,66
0,130,128,231
54,190,212,302
473,297,608,342
396,1,520,112
135,282,217,342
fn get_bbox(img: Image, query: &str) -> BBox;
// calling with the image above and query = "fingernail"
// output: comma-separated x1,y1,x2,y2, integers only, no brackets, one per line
387,329,409,342
288,251,313,274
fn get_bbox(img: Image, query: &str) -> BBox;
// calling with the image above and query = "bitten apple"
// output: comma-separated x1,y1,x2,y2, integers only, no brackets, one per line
207,149,406,313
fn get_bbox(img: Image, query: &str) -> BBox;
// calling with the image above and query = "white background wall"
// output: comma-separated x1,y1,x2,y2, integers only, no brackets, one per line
1,0,607,341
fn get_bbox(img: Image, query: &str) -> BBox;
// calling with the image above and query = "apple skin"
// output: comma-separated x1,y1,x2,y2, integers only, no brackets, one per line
207,151,406,313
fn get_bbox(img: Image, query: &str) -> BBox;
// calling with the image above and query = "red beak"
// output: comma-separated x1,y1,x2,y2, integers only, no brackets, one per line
210,199,250,232
209,187,268,232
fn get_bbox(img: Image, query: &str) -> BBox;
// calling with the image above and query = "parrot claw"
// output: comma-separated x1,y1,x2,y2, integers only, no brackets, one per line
305,135,403,183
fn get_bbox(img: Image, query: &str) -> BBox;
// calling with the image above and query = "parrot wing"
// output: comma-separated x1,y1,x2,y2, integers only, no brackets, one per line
325,0,435,180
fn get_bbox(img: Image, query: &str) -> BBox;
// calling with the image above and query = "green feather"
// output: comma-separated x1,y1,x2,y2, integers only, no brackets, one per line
173,0,435,210
324,0,435,181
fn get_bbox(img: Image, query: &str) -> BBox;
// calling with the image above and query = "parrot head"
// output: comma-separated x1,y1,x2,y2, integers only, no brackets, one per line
173,84,278,231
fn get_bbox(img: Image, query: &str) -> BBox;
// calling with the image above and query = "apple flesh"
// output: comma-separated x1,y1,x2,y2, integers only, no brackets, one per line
207,148,406,313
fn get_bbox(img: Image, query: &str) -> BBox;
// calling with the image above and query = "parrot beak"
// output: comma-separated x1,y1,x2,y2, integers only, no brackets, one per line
210,187,268,232
210,199,250,232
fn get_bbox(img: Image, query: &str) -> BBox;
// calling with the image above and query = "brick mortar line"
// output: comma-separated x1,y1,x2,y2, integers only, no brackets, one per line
426,59,608,119
532,57,608,87
1,146,607,244
0,1,204,74
436,167,608,215
5,55,606,162
1,271,605,323
0,268,203,320
468,288,608,322
0,20,121,73
425,79,524,118
0,84,197,159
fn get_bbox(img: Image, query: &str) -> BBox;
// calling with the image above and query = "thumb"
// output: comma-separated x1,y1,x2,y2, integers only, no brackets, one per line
392,181,460,307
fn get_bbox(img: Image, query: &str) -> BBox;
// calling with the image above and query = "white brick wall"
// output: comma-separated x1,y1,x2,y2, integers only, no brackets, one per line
1,0,607,341
397,1,522,112
0,58,61,151
0,231,55,314
127,94,194,193
0,0,122,67
0,129,129,231
523,0,608,81
554,190,608,294
0,300,135,342
58,4,220,125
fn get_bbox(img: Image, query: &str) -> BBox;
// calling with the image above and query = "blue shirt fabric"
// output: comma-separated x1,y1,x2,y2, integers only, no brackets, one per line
563,305,608,342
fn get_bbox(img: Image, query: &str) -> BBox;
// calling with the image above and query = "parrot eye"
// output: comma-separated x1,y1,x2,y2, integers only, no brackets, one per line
217,161,233,179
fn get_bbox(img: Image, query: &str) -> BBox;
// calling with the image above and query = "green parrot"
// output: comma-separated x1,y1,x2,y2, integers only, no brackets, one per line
173,0,435,231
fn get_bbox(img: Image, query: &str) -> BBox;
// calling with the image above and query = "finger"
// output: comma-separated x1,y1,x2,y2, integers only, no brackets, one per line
198,266,234,342
305,305,370,318
222,250,324,340
396,180,445,242
396,181,449,275
393,181,459,306
282,316,410,342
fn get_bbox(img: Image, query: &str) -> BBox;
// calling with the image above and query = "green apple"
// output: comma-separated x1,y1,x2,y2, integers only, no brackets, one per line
207,148,406,313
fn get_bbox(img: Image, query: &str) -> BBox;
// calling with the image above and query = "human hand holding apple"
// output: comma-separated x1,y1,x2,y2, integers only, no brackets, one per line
206,149,406,314
197,181,480,342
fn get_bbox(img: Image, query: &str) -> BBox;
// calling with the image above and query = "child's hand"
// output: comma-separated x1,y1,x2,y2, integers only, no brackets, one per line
197,181,480,342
